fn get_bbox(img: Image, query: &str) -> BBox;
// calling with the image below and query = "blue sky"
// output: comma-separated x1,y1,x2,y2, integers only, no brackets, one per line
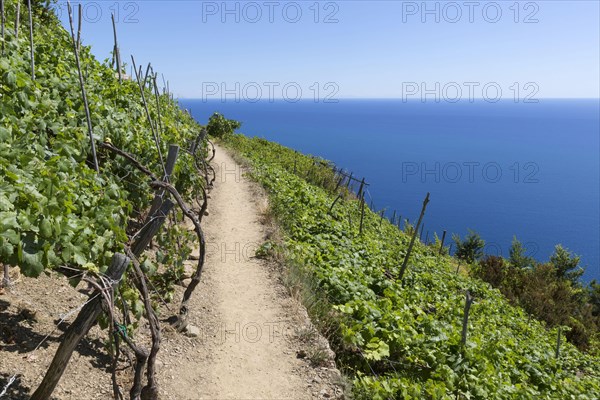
56,1,600,99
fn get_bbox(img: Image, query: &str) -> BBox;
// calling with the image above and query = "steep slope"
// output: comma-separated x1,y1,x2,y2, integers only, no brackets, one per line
223,134,600,399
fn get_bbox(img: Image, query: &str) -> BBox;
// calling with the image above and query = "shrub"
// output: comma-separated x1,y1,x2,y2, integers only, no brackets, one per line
509,236,535,269
452,229,485,264
549,245,584,283
206,112,241,138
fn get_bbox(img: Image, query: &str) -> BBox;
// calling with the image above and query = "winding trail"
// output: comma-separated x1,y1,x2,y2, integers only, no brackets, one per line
160,144,315,399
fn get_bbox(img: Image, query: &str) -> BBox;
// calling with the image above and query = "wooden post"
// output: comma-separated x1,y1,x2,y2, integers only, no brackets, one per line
147,145,179,218
461,290,474,349
420,224,425,242
334,173,344,192
391,210,396,226
1,0,5,55
346,172,353,189
556,327,562,358
398,193,430,282
67,2,99,173
379,210,385,227
132,199,175,257
14,1,19,39
397,215,402,230
131,55,166,177
143,63,152,88
359,193,366,235
153,74,164,135
76,3,82,50
439,230,447,255
357,178,366,199
2,264,9,287
111,14,122,82
27,0,34,79
425,231,430,244
1,0,5,56
31,254,131,400
329,193,342,214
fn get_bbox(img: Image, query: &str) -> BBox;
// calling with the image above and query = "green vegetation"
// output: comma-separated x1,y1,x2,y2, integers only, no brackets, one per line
452,230,485,265
223,133,600,399
206,112,241,138
474,242,599,353
0,0,204,318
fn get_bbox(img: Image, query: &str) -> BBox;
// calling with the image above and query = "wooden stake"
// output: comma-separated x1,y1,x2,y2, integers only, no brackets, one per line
14,1,19,39
2,264,9,287
143,62,152,87
76,3,81,50
133,199,175,256
27,0,34,79
31,254,131,400
1,0,5,55
147,144,179,218
556,327,562,358
111,13,122,82
67,2,99,173
357,177,366,199
131,55,166,177
439,230,447,255
346,172,353,189
398,192,430,282
329,193,342,214
461,290,474,349
152,74,164,136
359,193,366,234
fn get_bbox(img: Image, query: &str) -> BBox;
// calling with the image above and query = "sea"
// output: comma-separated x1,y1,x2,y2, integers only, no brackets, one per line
179,99,600,283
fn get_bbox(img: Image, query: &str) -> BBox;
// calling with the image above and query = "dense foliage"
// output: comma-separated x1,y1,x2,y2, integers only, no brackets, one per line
223,133,600,399
1,0,204,314
473,243,599,353
206,112,241,138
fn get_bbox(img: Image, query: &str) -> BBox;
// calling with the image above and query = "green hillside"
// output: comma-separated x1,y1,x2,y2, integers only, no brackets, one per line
0,0,203,281
222,134,600,399
1,2,209,396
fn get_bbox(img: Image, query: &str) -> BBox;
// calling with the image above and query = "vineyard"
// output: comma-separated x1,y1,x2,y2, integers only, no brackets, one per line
1,0,214,398
1,1,600,400
222,134,600,399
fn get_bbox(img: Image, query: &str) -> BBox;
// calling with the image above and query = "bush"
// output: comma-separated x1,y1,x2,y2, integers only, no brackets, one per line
509,236,535,269
452,230,485,264
206,112,241,138
549,245,584,283
475,255,507,288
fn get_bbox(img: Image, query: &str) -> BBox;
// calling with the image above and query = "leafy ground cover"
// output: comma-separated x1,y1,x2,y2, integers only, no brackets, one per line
0,0,204,292
223,134,600,399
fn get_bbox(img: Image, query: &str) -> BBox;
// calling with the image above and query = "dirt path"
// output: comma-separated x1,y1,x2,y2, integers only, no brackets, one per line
158,144,343,399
